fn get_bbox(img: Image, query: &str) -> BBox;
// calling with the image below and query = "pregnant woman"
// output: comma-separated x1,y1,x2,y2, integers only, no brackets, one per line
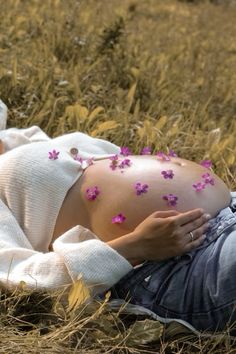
0,100,235,333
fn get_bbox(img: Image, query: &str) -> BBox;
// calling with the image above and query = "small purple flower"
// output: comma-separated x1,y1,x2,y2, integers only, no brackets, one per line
86,157,94,166
156,151,171,161
141,147,152,155
200,160,212,169
135,182,149,196
161,170,174,179
109,154,119,170
119,158,132,169
192,182,206,192
86,186,100,201
73,154,83,163
162,194,178,207
120,146,131,156
112,213,126,224
48,149,60,160
202,173,215,186
168,149,178,157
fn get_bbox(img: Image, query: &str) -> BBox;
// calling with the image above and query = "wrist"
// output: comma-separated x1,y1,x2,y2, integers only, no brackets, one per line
107,231,143,266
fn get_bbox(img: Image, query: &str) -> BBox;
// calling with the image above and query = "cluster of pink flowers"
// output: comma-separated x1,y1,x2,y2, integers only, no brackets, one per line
120,146,132,156
48,147,215,224
156,151,171,161
112,213,126,224
162,194,178,207
161,169,174,179
86,186,100,201
192,172,215,192
109,155,132,171
135,182,149,196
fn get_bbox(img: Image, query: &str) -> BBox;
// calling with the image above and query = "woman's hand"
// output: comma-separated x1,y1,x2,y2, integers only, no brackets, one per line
108,209,210,265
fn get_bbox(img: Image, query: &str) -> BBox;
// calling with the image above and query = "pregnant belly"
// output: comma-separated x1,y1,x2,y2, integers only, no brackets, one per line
52,155,231,243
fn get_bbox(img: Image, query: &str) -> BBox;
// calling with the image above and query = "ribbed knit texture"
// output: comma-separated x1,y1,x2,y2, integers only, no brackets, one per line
0,99,133,292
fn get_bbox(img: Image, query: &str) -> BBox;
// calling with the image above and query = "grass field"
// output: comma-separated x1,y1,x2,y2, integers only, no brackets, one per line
1,0,236,352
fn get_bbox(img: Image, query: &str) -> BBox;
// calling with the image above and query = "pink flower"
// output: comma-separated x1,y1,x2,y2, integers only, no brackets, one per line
109,154,119,170
86,157,94,166
86,186,100,201
202,173,215,185
112,213,126,224
156,151,171,161
168,149,178,157
192,182,206,192
200,160,212,169
73,154,83,163
161,170,174,179
119,158,132,169
120,147,132,156
141,147,152,155
135,182,149,196
162,194,178,207
48,149,60,160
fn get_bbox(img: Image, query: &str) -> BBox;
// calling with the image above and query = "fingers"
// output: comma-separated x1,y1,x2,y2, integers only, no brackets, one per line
151,210,179,219
184,234,207,253
171,208,207,226
181,213,211,235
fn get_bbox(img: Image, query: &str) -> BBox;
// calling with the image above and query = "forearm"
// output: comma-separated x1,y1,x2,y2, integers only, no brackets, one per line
107,231,143,266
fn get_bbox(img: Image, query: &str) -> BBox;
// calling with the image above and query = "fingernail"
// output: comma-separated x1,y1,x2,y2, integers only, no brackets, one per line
204,213,211,220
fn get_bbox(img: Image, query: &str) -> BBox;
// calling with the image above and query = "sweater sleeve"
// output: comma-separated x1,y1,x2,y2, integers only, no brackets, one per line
0,200,132,293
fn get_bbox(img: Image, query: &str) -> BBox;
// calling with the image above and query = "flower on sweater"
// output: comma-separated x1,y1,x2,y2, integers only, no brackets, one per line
119,158,132,169
86,186,100,201
156,151,171,161
48,149,60,160
73,154,83,163
120,146,131,156
161,169,174,179
112,213,126,224
109,154,119,170
135,182,149,196
140,147,152,155
202,172,215,185
86,157,94,166
200,160,212,169
162,193,178,207
192,182,206,192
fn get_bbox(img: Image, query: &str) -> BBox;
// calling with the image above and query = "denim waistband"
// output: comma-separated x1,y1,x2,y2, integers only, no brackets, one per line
184,192,236,258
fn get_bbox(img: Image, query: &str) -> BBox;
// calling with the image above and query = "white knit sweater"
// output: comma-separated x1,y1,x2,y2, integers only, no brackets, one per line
0,100,132,293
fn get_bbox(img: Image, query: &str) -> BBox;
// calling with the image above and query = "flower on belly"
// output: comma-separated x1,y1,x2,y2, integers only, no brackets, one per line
118,158,132,169
192,182,206,192
109,154,119,170
120,146,132,156
202,172,215,185
156,151,171,161
135,182,149,196
161,169,174,179
168,149,178,157
112,213,126,224
86,186,100,201
162,194,178,207
140,147,152,155
200,159,212,169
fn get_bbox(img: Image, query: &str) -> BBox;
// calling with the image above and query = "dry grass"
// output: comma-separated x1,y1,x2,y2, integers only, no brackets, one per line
1,0,236,352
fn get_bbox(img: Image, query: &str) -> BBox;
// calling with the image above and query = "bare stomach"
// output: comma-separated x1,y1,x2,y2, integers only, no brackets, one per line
52,156,231,244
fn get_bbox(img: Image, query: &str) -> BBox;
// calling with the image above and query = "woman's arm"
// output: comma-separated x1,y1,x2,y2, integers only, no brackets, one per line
0,200,132,294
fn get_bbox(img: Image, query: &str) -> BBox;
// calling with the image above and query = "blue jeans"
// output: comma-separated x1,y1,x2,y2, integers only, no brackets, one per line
110,192,236,333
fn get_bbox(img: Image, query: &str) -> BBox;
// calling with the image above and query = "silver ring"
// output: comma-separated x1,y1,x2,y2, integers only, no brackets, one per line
189,231,194,242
